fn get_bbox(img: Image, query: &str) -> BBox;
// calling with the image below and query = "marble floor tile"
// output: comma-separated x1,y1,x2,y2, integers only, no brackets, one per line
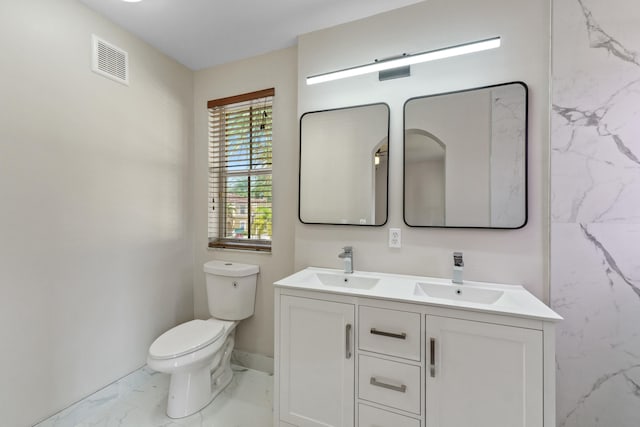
35,366,273,427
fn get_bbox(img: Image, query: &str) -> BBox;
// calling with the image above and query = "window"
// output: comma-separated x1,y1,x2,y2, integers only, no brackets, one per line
208,88,274,251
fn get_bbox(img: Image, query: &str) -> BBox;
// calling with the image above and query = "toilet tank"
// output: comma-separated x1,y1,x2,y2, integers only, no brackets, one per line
203,260,259,320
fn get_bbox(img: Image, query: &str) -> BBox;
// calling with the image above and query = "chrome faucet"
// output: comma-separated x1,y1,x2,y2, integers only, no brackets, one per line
452,252,464,284
338,246,354,274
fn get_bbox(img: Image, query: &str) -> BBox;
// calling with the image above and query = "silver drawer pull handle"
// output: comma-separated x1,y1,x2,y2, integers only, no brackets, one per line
430,338,436,378
370,377,407,393
370,328,407,340
346,324,352,359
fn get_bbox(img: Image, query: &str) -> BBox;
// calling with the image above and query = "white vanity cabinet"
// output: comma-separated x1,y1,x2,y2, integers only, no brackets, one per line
425,315,544,427
356,305,423,425
274,268,560,427
277,295,355,427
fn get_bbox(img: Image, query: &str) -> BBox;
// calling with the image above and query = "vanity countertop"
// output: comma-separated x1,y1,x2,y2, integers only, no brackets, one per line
274,267,562,322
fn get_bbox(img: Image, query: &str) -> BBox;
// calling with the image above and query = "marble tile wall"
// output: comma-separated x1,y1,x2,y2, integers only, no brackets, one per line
490,84,527,227
551,0,640,426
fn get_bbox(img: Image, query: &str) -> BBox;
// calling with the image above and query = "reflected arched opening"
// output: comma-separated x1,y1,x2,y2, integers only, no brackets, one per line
404,129,446,226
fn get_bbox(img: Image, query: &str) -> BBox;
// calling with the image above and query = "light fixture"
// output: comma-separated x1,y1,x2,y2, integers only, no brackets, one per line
306,37,501,85
121,0,143,3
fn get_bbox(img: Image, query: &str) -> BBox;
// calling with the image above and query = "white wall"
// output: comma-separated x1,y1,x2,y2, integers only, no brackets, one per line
405,155,445,226
193,47,298,358
374,153,388,223
0,1,194,426
296,0,551,300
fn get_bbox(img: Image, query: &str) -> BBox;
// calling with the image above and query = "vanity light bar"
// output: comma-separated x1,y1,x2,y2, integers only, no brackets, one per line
306,37,501,85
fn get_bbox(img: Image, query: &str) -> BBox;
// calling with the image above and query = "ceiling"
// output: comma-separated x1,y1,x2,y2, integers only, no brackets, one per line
80,0,424,71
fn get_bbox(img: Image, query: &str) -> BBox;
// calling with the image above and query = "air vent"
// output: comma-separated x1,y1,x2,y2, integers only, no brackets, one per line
92,35,129,85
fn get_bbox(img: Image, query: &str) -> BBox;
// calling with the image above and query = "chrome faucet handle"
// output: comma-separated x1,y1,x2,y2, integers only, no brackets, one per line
452,251,464,284
453,252,464,267
338,246,354,274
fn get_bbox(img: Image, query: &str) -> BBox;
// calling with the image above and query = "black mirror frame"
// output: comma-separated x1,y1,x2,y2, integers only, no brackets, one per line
298,102,390,226
402,81,529,229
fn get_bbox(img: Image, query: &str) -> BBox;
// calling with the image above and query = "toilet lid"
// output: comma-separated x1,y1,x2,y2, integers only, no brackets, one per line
149,319,225,360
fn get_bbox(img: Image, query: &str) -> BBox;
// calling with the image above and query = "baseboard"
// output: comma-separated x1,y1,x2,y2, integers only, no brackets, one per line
231,350,274,374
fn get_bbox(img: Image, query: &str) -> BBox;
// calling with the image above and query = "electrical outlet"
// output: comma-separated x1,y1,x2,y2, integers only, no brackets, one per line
389,228,401,248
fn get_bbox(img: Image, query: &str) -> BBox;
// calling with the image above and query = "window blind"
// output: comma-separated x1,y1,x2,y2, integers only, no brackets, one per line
208,88,274,251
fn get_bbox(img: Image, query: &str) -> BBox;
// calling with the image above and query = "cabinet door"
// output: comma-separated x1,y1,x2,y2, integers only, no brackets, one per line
426,316,543,427
280,296,355,427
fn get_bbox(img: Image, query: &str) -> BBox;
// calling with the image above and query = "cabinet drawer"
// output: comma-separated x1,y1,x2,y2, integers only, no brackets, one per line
358,355,421,414
358,403,420,427
359,306,421,361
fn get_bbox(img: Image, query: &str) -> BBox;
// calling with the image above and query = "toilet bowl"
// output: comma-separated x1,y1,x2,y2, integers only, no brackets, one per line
147,260,259,419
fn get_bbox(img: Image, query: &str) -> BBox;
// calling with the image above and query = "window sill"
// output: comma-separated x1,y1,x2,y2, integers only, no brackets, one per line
208,240,271,253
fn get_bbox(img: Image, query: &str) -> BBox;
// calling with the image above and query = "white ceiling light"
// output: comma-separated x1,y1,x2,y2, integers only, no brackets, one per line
121,0,142,3
306,37,501,85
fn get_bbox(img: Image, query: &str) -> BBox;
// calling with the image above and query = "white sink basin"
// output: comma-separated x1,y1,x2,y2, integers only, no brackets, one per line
414,282,504,304
316,272,379,290
274,267,562,321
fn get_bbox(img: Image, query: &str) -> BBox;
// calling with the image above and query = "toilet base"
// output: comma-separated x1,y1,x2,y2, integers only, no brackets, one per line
165,332,235,419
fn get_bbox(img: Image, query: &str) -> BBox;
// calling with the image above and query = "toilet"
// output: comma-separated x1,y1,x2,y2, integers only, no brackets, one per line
147,260,259,419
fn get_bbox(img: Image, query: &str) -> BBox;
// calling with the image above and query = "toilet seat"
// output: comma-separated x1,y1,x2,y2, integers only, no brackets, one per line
149,319,225,360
